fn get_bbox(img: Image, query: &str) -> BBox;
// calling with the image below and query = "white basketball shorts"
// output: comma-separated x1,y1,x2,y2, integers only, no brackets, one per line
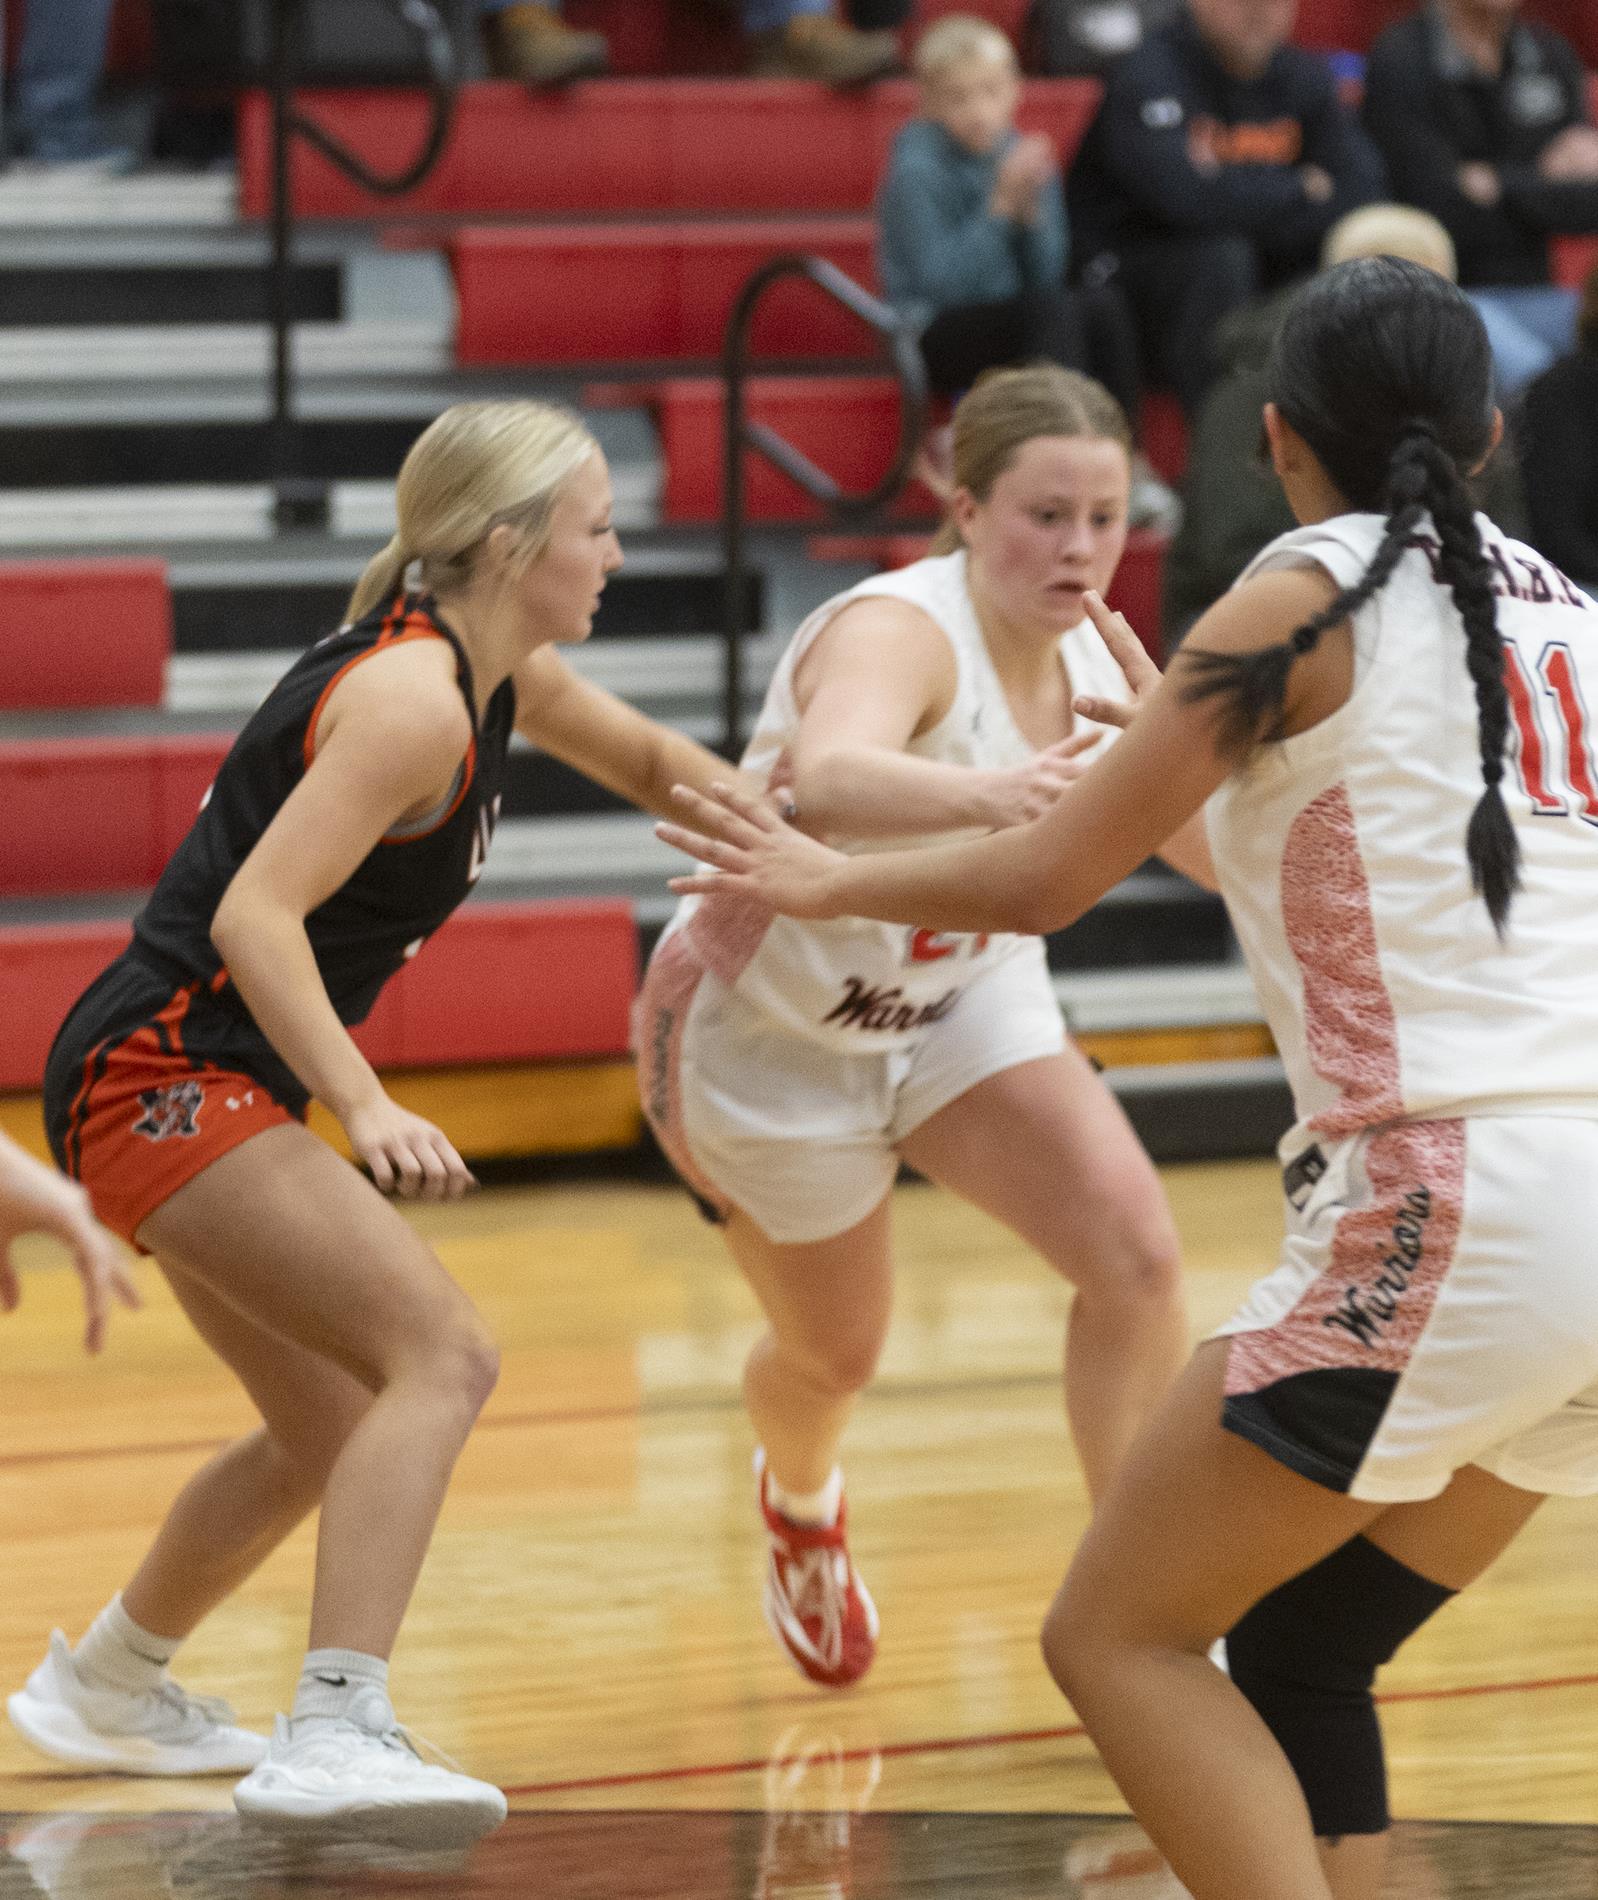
1217,1115,1598,1502
635,936,1066,1245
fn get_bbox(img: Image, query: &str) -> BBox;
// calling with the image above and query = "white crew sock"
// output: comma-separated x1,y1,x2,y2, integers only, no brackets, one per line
766,1463,844,1529
72,1595,181,1695
291,1648,392,1729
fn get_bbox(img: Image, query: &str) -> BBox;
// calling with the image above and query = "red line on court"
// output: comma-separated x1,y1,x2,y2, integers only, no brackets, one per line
504,1672,1598,1798
0,1376,1046,1473
0,1402,648,1472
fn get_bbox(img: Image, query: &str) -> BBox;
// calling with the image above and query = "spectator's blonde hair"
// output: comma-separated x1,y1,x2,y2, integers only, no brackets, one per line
1321,204,1457,282
346,400,597,623
931,364,1133,555
913,13,1018,84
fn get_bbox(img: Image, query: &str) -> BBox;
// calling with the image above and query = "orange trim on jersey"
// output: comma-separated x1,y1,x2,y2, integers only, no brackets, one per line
299,598,460,771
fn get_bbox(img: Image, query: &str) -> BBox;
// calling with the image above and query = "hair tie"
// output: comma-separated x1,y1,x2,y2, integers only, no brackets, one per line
1396,417,1440,449
1290,625,1321,654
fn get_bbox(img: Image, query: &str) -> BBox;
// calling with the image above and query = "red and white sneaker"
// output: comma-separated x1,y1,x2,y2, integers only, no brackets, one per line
757,1453,879,1689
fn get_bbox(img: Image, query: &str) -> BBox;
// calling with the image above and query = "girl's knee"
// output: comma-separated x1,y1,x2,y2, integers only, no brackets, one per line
1052,1213,1185,1311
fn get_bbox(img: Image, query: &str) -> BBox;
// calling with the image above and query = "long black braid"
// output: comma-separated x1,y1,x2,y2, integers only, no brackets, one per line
1180,256,1520,933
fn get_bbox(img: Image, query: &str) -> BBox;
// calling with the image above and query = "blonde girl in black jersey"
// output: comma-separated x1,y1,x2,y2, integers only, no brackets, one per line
10,402,759,1846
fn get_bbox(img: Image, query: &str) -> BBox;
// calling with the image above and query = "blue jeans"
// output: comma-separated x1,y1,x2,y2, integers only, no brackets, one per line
11,0,120,159
1468,286,1580,400
743,0,909,31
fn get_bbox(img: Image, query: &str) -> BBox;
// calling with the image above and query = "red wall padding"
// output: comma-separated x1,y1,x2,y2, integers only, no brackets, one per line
0,923,134,1092
0,559,170,712
453,218,879,365
0,898,638,1091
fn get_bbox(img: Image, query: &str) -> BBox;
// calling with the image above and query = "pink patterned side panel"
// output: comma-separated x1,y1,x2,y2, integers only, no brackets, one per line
1279,782,1404,1141
632,930,729,1216
1225,1117,1467,1394
680,888,774,986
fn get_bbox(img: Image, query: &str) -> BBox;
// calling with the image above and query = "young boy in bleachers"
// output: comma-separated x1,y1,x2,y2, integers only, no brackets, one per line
877,14,1171,521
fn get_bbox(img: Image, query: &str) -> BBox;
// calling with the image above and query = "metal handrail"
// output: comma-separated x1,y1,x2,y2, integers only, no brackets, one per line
267,0,459,526
721,254,928,754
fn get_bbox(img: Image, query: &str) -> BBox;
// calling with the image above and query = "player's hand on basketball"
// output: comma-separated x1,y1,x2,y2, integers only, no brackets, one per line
987,732,1100,827
1073,590,1162,732
0,1134,140,1354
658,782,849,919
344,1094,477,1201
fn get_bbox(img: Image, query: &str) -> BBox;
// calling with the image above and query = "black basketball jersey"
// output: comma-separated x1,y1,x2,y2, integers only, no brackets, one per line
132,592,516,1036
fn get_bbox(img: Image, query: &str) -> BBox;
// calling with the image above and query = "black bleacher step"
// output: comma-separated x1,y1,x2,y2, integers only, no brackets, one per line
0,263,342,329
1045,869,1231,972
0,417,429,491
172,568,764,653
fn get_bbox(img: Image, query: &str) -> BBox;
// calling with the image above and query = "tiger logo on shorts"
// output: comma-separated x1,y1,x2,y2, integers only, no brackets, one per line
132,1080,204,1142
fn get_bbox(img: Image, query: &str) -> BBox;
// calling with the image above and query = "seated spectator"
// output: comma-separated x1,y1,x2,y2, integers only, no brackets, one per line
7,0,135,171
480,4,609,84
1363,0,1598,399
879,15,1174,522
1519,263,1598,596
1029,0,1180,77
1066,0,1385,413
1161,202,1527,644
744,1,907,83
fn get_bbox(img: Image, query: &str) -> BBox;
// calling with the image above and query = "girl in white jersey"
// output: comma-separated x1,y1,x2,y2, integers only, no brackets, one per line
635,366,1213,1688
659,257,1598,1900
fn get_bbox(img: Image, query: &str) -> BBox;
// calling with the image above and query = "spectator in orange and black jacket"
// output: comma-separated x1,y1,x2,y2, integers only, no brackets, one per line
1066,0,1384,412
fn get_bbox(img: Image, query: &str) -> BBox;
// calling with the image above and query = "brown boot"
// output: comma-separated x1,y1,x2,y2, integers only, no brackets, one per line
483,4,609,85
748,12,901,85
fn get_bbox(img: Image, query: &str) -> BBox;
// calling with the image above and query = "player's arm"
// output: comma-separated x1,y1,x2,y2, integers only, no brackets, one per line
1067,594,1218,891
210,651,477,1198
659,569,1347,934
0,1133,139,1354
511,645,760,819
787,598,1090,838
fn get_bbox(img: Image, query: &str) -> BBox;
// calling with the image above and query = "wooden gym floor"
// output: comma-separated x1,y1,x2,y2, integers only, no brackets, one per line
0,1157,1594,1897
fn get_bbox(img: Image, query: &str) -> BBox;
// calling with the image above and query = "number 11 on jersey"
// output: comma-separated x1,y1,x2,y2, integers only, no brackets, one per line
1505,640,1598,826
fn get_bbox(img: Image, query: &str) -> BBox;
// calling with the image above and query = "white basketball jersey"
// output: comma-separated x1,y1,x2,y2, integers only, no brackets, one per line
661,549,1128,1051
1207,511,1598,1159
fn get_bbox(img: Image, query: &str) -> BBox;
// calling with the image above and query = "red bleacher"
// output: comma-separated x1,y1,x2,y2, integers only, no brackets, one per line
0,900,638,1092
453,218,879,366
239,77,1100,220
0,559,170,711
0,733,232,897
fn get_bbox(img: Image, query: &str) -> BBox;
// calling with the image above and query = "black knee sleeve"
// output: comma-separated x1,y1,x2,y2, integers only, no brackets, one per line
1225,1536,1455,1840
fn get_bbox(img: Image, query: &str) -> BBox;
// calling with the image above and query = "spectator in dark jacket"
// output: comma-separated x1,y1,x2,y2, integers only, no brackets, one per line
1519,263,1598,596
1029,0,1180,76
1065,0,1385,413
1161,203,1527,643
1363,1,1598,397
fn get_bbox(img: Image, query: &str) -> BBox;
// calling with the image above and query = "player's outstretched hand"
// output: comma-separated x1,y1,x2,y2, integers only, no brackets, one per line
1073,590,1163,731
658,782,850,919
343,1093,477,1201
990,730,1101,827
0,1133,140,1355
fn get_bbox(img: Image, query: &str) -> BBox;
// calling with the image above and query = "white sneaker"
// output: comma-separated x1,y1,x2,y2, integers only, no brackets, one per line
233,1691,507,1848
7,1631,267,1776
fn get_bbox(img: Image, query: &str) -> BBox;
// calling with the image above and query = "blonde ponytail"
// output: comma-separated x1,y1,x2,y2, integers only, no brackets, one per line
345,533,411,624
929,364,1133,555
345,401,598,624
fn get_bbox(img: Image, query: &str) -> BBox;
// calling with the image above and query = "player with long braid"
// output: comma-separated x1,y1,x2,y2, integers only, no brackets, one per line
657,256,1598,1900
